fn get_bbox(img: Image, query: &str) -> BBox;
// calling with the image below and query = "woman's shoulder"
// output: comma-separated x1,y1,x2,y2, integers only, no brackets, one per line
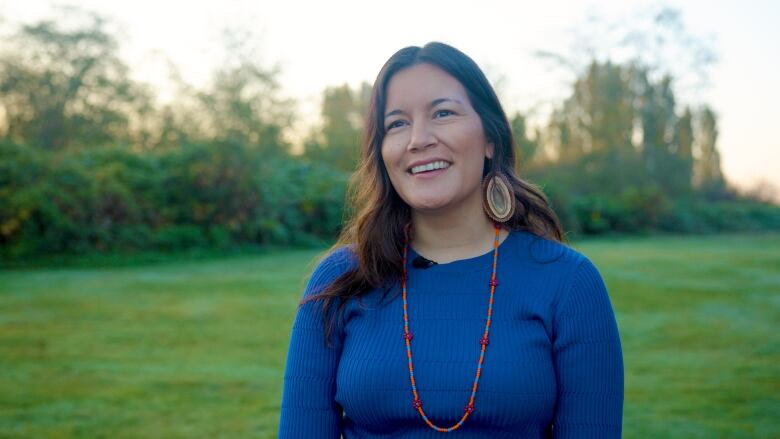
316,244,359,272
511,229,589,268
303,244,359,297
510,230,613,315
509,230,605,301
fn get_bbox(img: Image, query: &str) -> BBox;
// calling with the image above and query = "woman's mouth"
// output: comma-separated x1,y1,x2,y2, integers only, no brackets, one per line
408,161,451,178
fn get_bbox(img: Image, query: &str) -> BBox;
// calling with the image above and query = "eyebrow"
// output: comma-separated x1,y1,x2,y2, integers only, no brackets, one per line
384,98,463,120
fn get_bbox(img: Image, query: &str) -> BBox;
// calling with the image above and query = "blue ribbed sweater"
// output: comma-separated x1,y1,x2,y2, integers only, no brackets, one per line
279,230,624,438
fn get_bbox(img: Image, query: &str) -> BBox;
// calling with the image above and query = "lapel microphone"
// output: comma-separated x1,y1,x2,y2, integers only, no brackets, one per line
412,255,438,269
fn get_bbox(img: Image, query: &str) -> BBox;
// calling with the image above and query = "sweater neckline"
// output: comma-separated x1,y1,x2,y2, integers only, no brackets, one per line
406,229,516,273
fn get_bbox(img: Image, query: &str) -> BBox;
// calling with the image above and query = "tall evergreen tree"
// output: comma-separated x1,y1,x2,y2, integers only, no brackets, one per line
547,60,637,195
303,82,370,172
693,105,726,197
510,112,539,171
671,106,694,196
635,71,679,194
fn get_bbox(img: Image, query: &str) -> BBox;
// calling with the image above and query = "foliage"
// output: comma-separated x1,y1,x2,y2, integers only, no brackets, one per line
0,8,151,150
0,141,348,259
303,82,371,172
0,8,778,259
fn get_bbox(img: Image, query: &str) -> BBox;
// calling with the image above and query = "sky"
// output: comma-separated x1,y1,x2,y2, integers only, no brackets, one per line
1,0,778,197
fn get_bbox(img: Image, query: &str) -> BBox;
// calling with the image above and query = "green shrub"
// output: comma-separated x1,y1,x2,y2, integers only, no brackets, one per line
1,140,350,258
1,138,777,259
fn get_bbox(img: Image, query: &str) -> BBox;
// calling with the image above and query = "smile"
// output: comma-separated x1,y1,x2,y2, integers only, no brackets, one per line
409,161,451,175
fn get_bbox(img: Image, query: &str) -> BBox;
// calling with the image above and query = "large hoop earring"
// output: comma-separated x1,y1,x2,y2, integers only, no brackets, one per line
482,172,516,223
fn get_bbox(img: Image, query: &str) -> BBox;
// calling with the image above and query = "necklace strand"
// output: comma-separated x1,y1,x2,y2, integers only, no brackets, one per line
401,222,501,432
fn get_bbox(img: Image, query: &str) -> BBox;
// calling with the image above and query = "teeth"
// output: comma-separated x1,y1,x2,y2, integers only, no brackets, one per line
410,161,450,175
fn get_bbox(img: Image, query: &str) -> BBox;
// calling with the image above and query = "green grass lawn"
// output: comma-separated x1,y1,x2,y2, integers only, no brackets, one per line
1,233,778,438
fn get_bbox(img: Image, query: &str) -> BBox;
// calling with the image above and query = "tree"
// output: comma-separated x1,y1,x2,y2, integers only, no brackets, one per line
546,61,638,195
303,82,370,172
633,70,682,194
534,5,719,197
671,106,694,196
536,6,717,103
0,8,148,150
693,105,726,197
510,112,540,171
196,29,293,156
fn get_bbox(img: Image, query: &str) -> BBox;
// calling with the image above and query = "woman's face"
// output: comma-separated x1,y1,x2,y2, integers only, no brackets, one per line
381,63,493,214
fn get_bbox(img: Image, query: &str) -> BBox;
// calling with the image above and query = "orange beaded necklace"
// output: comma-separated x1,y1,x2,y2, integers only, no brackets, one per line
401,222,502,432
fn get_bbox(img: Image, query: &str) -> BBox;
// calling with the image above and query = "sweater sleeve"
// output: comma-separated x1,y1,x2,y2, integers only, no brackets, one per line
551,257,624,439
278,248,352,439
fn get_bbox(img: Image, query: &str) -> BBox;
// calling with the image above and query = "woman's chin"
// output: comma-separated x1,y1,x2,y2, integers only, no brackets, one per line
408,198,453,213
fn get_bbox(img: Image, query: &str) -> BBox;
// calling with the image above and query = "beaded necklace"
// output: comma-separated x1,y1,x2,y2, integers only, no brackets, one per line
401,222,501,432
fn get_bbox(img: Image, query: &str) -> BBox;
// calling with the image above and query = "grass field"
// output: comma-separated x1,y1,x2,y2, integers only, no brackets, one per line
1,233,778,438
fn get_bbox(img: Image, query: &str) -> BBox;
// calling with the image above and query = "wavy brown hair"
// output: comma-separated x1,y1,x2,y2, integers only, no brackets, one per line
302,42,566,347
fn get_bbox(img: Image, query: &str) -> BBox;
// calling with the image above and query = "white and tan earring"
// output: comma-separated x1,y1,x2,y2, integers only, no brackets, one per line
482,171,515,223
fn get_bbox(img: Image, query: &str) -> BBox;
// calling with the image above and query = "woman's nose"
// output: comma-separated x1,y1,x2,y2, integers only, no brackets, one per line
408,119,436,151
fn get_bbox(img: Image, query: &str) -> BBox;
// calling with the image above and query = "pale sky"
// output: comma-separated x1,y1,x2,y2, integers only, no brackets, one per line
2,0,778,196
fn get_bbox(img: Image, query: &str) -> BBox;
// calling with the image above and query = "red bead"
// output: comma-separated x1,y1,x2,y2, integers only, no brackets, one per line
480,336,489,346
412,399,423,409
489,279,499,287
464,403,475,414
404,332,414,341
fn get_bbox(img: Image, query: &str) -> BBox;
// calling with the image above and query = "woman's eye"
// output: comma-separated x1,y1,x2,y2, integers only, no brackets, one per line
386,120,405,130
435,109,454,118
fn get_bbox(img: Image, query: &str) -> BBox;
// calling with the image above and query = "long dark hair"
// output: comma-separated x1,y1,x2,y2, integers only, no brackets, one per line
302,42,565,347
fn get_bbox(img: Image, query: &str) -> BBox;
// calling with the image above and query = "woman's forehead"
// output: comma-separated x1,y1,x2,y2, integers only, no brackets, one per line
384,64,469,111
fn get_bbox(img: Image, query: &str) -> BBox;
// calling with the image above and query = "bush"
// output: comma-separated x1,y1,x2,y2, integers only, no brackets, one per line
0,141,349,258
1,138,777,259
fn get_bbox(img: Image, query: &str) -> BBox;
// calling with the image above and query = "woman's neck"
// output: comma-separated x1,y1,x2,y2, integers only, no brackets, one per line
410,201,508,264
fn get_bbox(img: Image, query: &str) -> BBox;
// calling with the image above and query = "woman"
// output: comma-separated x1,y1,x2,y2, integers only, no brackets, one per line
279,42,623,438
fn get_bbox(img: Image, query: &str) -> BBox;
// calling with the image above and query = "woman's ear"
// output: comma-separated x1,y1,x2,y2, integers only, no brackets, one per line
486,142,495,160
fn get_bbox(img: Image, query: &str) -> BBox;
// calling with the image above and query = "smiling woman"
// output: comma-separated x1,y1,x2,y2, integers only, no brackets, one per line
278,42,624,438
381,63,491,215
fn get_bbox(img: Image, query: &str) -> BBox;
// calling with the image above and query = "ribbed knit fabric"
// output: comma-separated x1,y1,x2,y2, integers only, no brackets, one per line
279,230,624,438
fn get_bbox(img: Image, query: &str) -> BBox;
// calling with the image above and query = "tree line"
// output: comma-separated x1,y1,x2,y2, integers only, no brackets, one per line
0,8,777,260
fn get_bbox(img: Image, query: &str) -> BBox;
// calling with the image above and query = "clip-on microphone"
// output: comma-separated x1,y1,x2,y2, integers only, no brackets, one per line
412,255,438,269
